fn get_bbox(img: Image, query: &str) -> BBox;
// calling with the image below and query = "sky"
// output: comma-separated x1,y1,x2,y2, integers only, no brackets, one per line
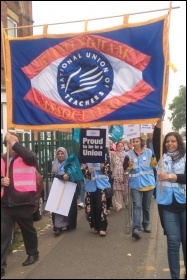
32,1,186,134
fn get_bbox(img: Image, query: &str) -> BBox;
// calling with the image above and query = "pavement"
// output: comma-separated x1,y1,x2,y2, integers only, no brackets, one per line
6,198,185,279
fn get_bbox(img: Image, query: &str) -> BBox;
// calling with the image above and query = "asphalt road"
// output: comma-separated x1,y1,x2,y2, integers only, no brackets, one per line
3,198,185,279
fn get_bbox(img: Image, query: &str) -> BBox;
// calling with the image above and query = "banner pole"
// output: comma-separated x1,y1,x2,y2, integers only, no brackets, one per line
2,6,180,32
159,2,173,194
1,21,10,177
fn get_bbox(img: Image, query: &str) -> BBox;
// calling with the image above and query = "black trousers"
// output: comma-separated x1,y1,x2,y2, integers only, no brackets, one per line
85,189,108,231
1,205,39,270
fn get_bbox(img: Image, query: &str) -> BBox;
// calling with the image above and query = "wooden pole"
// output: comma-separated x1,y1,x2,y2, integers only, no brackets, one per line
1,21,10,177
57,182,66,210
33,130,38,141
159,2,172,194
2,6,180,32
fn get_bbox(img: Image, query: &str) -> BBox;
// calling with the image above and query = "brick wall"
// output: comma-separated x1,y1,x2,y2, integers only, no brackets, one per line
1,1,33,85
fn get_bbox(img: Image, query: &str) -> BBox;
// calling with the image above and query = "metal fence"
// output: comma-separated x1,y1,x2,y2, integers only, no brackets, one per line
1,131,80,199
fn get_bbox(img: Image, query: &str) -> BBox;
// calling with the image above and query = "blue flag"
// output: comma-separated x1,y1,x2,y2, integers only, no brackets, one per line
3,14,168,130
73,128,80,143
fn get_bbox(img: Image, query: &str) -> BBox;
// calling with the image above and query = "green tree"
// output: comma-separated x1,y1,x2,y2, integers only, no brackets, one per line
168,85,186,131
181,131,186,137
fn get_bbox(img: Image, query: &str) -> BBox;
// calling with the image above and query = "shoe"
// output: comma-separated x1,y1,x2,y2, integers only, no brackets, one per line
106,210,111,215
78,202,84,209
115,207,122,212
92,228,99,234
1,269,5,278
132,231,141,240
22,255,39,266
99,230,107,237
144,228,151,233
54,229,62,236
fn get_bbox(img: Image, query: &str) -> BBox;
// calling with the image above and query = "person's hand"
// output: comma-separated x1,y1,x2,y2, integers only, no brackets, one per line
129,158,134,166
81,164,87,170
5,133,18,145
1,177,10,186
89,167,93,173
155,119,162,128
63,173,69,181
158,172,169,181
110,151,116,157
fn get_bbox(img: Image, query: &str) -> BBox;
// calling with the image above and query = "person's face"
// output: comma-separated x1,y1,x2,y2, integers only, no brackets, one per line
57,151,66,162
148,133,153,140
165,135,178,153
127,141,132,149
132,138,141,149
121,139,125,145
116,142,124,151
109,142,113,149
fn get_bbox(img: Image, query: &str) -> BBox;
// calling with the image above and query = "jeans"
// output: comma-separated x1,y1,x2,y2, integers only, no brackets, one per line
80,179,85,204
162,208,186,279
131,189,153,232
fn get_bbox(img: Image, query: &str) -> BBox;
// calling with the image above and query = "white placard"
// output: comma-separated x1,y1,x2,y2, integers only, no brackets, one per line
140,124,154,133
123,124,140,140
91,126,109,147
86,130,100,137
45,178,77,216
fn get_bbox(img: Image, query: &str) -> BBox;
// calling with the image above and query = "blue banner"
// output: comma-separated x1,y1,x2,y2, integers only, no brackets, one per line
3,14,168,130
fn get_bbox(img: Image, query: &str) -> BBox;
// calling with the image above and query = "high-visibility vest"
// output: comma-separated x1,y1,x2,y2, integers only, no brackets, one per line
1,158,5,197
1,157,36,195
156,154,186,205
84,163,111,192
127,148,155,190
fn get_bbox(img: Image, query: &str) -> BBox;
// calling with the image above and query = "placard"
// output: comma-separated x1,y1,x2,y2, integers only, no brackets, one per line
45,178,77,216
140,124,154,133
79,128,106,163
123,124,140,140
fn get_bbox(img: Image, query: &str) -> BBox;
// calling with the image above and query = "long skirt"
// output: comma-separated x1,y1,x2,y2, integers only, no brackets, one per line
52,191,78,230
85,188,108,231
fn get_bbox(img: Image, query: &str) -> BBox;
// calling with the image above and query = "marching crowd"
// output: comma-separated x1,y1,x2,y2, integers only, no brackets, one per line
1,120,186,279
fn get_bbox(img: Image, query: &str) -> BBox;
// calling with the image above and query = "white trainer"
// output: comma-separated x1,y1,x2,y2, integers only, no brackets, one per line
78,202,84,209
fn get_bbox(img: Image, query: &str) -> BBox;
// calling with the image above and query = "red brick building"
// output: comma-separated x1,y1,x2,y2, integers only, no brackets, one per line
1,1,33,151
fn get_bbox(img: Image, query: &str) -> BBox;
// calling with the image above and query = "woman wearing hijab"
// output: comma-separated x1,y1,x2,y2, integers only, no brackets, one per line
51,147,78,235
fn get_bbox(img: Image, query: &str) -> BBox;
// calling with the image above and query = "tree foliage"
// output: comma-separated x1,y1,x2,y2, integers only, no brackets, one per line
168,85,186,131
181,131,186,137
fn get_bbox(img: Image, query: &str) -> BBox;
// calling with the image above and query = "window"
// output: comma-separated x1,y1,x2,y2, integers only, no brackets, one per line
7,17,17,37
1,104,3,129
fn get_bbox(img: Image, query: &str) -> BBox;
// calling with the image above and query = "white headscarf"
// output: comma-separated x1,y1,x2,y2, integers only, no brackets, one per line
52,147,68,174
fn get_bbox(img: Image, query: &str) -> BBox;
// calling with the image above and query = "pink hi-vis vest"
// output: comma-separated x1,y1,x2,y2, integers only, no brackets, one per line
1,157,36,196
1,158,5,197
